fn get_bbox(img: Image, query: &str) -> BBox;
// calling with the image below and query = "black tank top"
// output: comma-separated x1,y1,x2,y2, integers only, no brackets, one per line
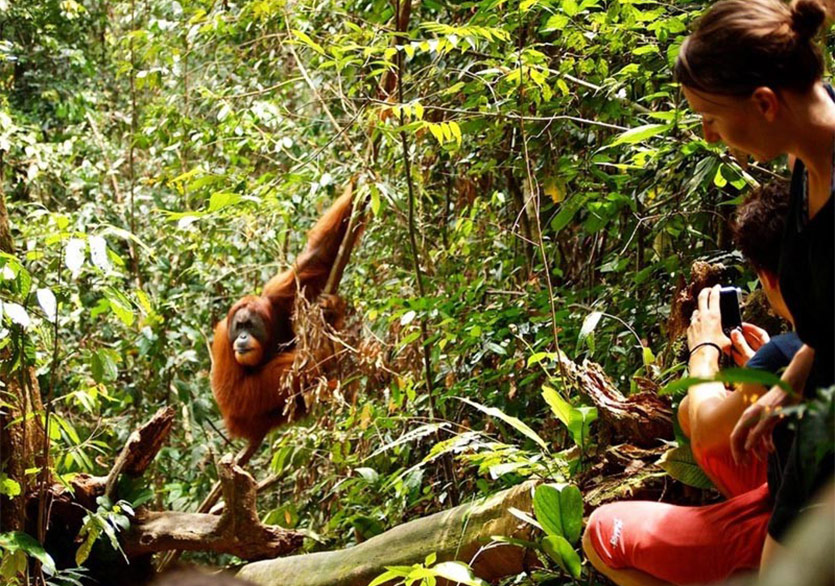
767,83,835,542
777,84,835,390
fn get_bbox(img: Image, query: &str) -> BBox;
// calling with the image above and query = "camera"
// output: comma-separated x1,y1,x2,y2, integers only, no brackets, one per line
718,286,743,335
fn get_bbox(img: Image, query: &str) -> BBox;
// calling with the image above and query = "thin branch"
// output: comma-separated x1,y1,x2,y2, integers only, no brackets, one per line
395,0,458,506
514,16,569,385
85,112,124,203
282,11,353,150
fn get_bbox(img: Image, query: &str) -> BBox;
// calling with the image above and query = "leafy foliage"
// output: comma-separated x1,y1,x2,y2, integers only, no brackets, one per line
2,0,829,581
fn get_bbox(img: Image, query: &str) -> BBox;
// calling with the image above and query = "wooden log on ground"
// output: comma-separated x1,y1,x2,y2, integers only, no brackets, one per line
124,455,303,560
556,353,673,448
237,480,540,586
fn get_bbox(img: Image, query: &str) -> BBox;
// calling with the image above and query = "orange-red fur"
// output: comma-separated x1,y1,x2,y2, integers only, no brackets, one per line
211,190,355,442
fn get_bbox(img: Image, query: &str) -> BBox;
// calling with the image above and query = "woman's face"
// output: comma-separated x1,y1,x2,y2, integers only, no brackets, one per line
682,86,783,162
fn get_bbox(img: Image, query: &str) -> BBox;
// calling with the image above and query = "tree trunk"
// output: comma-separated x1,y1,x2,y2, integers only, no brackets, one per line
0,190,47,533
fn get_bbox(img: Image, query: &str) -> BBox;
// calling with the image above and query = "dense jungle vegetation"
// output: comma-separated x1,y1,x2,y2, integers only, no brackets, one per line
0,0,832,584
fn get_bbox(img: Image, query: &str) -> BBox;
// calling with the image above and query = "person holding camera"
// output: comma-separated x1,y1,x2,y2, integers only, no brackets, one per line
583,182,801,586
675,0,834,568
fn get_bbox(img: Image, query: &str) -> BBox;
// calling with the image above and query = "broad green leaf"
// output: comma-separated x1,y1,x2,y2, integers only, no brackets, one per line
660,369,790,396
104,288,135,327
533,483,584,543
75,522,100,566
208,191,241,212
542,535,582,579
561,0,579,16
542,385,597,448
0,531,56,575
91,348,119,383
528,351,559,366
448,121,462,145
716,368,790,392
657,444,714,490
427,122,445,144
550,193,588,233
642,345,656,366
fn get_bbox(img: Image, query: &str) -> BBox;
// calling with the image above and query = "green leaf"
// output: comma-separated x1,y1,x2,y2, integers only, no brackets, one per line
660,368,790,396
542,14,569,31
533,483,584,543
550,193,588,233
370,184,381,216
368,569,405,586
103,288,135,327
432,562,489,586
0,548,26,579
716,368,791,392
657,444,715,490
460,398,548,450
0,475,21,498
578,311,602,352
291,29,326,55
0,531,56,575
91,348,119,383
542,535,582,579
208,191,241,212
528,351,559,366
542,385,597,448
427,122,445,144
561,0,579,16
609,123,671,147
448,121,462,145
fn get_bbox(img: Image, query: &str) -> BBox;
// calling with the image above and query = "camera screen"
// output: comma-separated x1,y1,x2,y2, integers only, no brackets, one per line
719,286,742,333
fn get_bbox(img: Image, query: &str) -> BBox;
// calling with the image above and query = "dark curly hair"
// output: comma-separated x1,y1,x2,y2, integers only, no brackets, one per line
732,180,791,274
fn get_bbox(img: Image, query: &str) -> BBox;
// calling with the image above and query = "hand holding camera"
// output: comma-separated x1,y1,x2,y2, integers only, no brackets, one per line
688,285,734,363
688,285,770,367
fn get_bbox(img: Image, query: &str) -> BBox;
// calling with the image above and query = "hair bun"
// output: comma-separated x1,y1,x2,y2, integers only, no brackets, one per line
791,0,826,40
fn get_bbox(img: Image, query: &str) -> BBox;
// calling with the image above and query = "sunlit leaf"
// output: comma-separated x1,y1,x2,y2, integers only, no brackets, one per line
609,123,671,146
65,238,86,277
460,398,548,450
88,236,111,271
36,288,57,323
3,303,30,328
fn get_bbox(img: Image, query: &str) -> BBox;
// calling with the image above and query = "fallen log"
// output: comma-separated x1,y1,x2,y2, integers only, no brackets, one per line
556,353,673,448
237,480,540,586
124,455,303,560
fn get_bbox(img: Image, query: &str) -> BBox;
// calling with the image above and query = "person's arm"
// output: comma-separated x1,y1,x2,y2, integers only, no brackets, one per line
730,344,814,462
685,286,734,447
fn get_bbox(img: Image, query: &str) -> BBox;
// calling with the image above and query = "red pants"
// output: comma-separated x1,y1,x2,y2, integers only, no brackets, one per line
585,445,770,585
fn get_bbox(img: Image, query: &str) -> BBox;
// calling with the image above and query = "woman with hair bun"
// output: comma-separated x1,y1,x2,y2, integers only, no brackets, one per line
583,1,834,584
677,0,834,560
